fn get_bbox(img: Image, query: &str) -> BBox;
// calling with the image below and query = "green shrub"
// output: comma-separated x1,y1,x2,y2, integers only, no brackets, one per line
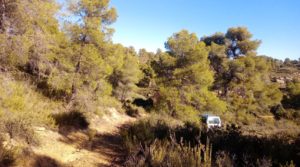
0,73,59,128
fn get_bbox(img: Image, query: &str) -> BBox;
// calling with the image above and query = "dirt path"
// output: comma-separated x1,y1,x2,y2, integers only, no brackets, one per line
30,108,135,167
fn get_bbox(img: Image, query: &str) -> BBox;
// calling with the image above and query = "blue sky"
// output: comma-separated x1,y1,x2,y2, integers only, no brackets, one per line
110,0,300,60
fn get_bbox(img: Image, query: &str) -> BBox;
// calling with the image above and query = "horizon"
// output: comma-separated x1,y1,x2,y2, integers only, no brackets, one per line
110,0,300,60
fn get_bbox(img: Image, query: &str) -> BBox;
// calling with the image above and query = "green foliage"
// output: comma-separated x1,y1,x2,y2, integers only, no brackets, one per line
137,63,155,88
65,0,117,93
202,27,261,58
281,80,300,121
202,28,283,119
137,49,156,89
225,27,261,58
154,30,226,121
0,1,299,166
110,48,143,102
287,80,300,96
226,56,283,115
0,0,61,68
165,30,199,58
0,74,58,127
0,73,65,143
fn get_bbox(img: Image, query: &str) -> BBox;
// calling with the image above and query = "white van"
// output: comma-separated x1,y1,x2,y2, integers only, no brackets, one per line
201,114,222,128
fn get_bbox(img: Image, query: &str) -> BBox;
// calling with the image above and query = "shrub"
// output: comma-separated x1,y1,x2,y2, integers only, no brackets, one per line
122,121,155,151
215,151,235,167
123,103,141,117
236,111,256,125
0,113,36,144
0,137,16,167
271,104,286,119
122,119,214,166
31,155,65,167
124,140,212,167
122,120,171,150
52,110,89,130
0,73,59,128
209,127,300,166
174,121,202,146
280,161,296,167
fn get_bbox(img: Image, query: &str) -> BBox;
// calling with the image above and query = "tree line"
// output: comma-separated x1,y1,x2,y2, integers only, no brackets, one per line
0,0,299,124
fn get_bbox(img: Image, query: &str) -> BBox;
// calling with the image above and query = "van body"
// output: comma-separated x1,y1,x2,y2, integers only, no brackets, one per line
201,115,221,128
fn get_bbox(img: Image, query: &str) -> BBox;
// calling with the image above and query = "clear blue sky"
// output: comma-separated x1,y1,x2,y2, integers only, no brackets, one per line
110,0,300,60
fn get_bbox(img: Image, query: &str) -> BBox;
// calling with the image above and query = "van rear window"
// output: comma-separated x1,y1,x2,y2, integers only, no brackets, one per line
208,118,220,124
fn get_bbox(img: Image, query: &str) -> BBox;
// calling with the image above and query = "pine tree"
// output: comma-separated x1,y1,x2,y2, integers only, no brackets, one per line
110,48,143,102
202,27,282,118
66,0,117,98
154,30,226,122
0,0,60,69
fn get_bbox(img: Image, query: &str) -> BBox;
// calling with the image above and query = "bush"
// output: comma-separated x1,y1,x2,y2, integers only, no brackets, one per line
122,120,171,150
209,127,300,166
0,149,15,167
122,119,214,166
0,138,16,167
280,161,296,167
31,155,65,167
0,113,36,144
215,151,235,167
271,104,286,119
0,73,58,128
174,121,202,146
124,140,212,167
124,103,141,117
52,110,89,130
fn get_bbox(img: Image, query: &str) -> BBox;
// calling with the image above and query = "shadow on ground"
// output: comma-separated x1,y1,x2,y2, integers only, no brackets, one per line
57,124,130,166
31,155,65,167
92,133,127,167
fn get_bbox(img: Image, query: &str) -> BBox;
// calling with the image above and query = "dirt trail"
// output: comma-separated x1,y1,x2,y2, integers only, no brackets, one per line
30,108,135,167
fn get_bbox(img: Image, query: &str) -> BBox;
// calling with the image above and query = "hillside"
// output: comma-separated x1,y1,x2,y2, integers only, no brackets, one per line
1,0,300,167
0,71,136,166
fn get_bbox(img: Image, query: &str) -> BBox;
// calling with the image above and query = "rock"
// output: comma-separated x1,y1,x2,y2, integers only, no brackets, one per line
35,127,46,131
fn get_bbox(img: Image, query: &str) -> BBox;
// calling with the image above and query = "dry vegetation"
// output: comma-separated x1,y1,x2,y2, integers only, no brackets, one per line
1,0,300,166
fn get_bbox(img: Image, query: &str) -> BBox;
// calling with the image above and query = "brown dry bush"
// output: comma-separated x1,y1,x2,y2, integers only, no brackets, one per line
122,120,212,167
31,155,65,167
52,110,89,131
0,114,36,144
124,140,212,167
209,127,300,166
0,137,16,167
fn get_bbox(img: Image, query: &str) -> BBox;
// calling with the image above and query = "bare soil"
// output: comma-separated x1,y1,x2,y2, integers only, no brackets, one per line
28,108,135,167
